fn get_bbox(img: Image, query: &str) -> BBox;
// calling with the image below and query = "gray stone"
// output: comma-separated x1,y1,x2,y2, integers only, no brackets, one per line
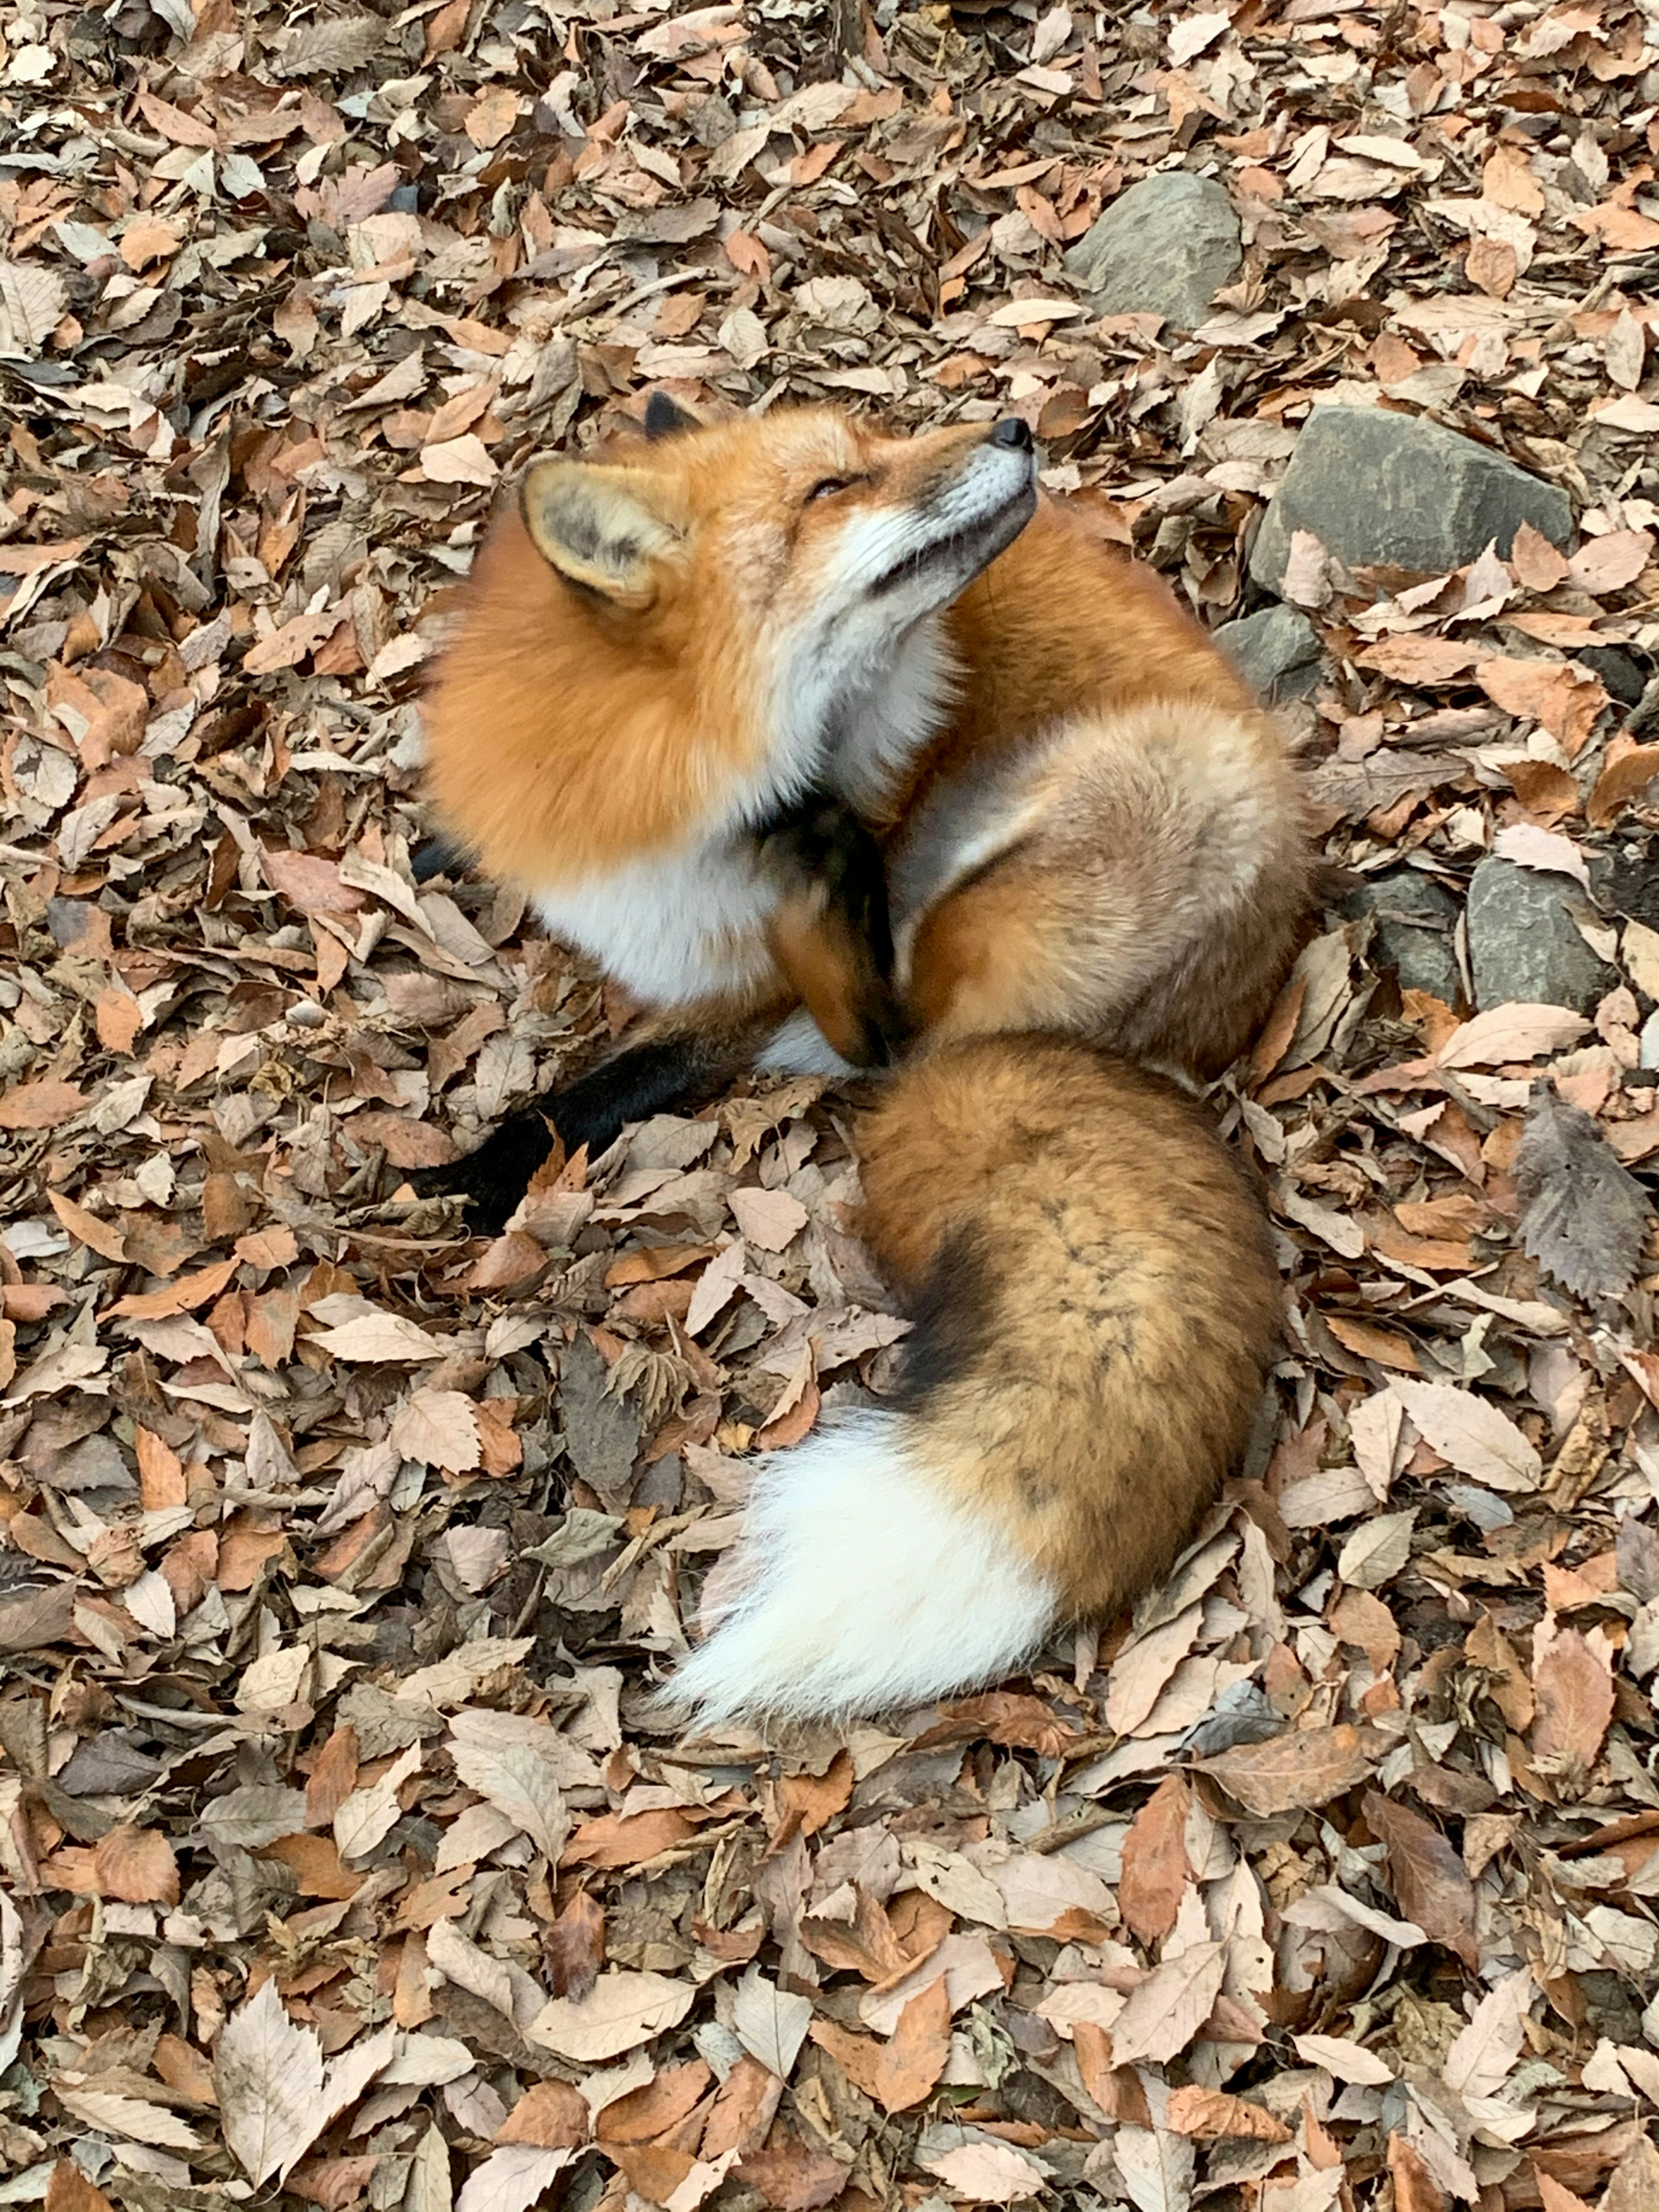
1063,171,1242,332
1216,604,1323,703
1343,869,1465,1006
1249,405,1573,594
1465,856,1617,1016
1575,644,1646,707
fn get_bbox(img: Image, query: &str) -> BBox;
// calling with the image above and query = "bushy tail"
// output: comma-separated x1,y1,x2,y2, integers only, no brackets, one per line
667,1036,1281,1728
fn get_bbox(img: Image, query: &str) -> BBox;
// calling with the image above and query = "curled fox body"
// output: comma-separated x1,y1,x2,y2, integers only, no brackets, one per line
421,400,1309,1723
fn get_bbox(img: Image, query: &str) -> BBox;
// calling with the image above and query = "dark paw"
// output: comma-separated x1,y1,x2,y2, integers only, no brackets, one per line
410,1109,557,1235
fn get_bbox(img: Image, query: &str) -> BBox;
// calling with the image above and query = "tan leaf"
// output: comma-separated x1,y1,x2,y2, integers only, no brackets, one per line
455,2146,570,2212
1589,737,1659,826
732,1964,814,2081
1292,2032,1395,2085
496,2080,588,2150
52,2088,203,2152
1389,1379,1541,1492
1476,656,1607,754
334,1742,421,1865
446,1707,570,1861
528,1970,696,2060
1530,1622,1614,1770
871,1976,951,2113
920,2139,1051,2203
1106,1940,1227,2068
310,1310,445,1361
0,1078,87,1128
214,1978,327,2184
1200,1723,1375,1816
727,1185,808,1250
1568,529,1652,595
390,1388,480,1472
1164,2086,1291,2142
1436,1003,1589,1068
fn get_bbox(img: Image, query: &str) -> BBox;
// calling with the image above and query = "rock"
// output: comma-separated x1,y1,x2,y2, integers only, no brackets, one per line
1063,171,1241,332
1216,604,1322,703
1574,644,1646,707
1249,406,1573,594
1343,869,1465,1006
1465,856,1617,1016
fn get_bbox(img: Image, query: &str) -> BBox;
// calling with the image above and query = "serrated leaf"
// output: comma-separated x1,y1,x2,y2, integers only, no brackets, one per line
1516,1079,1652,1302
454,2145,571,2212
1389,1379,1541,1492
214,1977,326,2185
446,1708,569,1861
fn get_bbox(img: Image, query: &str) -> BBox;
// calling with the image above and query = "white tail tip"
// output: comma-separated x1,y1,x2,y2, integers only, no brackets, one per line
664,1407,1057,1726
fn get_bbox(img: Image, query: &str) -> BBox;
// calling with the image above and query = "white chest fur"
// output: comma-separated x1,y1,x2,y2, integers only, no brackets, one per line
533,840,780,1007
529,620,953,1012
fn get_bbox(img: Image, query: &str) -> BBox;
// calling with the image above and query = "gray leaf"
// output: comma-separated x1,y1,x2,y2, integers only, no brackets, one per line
1516,1078,1652,1302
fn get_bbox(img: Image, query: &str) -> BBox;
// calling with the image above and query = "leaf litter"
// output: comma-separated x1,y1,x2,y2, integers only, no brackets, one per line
4,1,1659,2209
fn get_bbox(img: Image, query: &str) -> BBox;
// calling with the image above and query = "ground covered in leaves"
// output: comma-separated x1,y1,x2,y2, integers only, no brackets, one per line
5,1,1659,2209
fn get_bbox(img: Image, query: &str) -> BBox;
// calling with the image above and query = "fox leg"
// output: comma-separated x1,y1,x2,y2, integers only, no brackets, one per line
758,793,909,1070
412,1010,775,1232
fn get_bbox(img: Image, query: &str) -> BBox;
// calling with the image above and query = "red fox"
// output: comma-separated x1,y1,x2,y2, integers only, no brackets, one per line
419,397,1309,1724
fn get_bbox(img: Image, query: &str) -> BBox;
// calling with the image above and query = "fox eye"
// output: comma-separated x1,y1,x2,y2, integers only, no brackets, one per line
804,474,860,504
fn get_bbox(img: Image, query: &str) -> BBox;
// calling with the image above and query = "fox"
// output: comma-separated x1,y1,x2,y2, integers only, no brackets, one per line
416,393,1310,1725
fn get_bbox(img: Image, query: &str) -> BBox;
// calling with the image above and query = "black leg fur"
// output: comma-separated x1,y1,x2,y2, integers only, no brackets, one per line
412,1033,756,1233
756,791,909,1066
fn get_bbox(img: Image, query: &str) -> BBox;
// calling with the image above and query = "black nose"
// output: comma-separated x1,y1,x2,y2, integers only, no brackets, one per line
988,417,1033,452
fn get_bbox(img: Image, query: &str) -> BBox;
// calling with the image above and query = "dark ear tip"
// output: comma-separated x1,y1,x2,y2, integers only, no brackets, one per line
644,390,699,441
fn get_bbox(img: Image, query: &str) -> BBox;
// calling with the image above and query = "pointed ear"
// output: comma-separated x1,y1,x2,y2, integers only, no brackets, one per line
644,390,700,441
519,459,684,606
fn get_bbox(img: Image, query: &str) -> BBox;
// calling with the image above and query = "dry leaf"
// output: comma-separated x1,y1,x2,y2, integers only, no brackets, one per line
454,2146,570,2212
446,1709,570,1861
215,1978,327,2185
1118,1773,1191,1944
528,1971,695,2060
732,1965,813,2081
1516,1079,1651,1302
1390,1379,1541,1492
1107,1939,1227,2067
1201,1723,1375,1816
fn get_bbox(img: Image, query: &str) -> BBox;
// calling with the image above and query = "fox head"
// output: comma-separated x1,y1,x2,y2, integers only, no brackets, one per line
423,404,1036,884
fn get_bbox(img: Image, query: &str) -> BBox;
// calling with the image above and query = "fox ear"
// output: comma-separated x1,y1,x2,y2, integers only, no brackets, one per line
644,390,699,440
519,460,683,607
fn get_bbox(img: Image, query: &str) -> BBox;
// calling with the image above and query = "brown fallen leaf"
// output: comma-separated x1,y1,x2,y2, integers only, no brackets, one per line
1200,1723,1375,1817
0,1078,87,1128
872,1974,951,2113
1363,1792,1478,1967
1530,1623,1615,1775
44,2163,116,2212
1164,2086,1291,2143
563,1807,697,1868
494,2079,589,2151
594,2059,711,2146
540,1889,605,2002
1389,2131,1449,2212
1476,656,1608,754
737,2122,848,2211
1589,735,1659,826
1117,1773,1191,1945
92,1823,179,1907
